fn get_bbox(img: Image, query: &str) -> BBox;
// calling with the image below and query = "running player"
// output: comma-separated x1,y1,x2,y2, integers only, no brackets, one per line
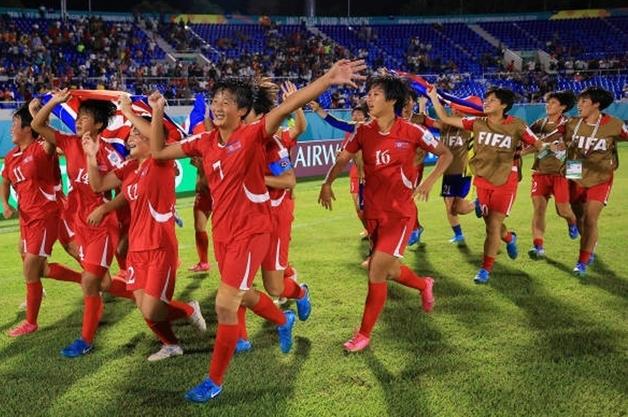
319,74,453,352
427,86,548,284
147,59,366,402
83,96,206,360
565,87,628,276
526,91,579,259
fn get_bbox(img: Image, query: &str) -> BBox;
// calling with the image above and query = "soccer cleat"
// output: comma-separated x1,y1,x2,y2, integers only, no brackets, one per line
61,338,93,358
408,226,424,246
572,262,587,278
343,332,370,352
527,247,546,260
188,300,207,333
296,284,311,321
147,344,183,362
587,252,596,266
421,278,435,313
474,198,483,218
235,338,252,354
568,224,579,240
8,321,38,337
274,297,288,306
185,377,223,402
188,262,210,273
473,268,490,284
18,288,46,312
449,234,466,246
276,310,296,353
506,232,518,260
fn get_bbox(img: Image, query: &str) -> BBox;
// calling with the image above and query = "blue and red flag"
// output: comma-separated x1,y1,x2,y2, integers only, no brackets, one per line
182,93,208,134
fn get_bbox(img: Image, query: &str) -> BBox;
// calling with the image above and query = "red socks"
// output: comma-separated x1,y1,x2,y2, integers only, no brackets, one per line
280,277,305,299
195,231,209,264
283,265,296,279
81,295,103,343
209,323,239,385
482,256,496,272
107,279,134,300
394,266,427,291
45,263,82,283
26,281,43,325
579,250,592,264
238,306,248,339
502,231,514,244
250,292,286,326
166,300,194,321
533,238,544,249
145,319,179,345
359,281,387,337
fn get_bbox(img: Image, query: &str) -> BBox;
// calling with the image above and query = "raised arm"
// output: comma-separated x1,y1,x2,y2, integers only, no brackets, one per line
281,82,308,139
82,133,122,192
309,101,329,120
265,60,366,137
416,96,444,130
318,149,355,210
426,87,465,129
148,92,187,160
31,89,72,144
119,95,151,138
265,169,296,190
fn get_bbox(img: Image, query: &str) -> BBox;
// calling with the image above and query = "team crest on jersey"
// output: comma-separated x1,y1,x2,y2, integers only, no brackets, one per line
23,155,33,163
226,140,242,154
107,150,123,168
395,141,410,149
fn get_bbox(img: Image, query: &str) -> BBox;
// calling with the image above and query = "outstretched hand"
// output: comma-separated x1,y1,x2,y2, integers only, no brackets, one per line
325,59,367,88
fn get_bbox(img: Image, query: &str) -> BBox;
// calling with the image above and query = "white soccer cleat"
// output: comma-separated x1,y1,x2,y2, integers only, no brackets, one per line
187,300,207,333
147,344,183,362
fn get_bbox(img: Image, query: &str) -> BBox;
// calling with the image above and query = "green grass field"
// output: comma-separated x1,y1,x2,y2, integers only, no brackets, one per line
1,148,627,417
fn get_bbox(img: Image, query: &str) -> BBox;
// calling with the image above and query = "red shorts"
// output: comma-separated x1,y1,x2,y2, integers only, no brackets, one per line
76,224,118,275
262,200,294,272
349,164,359,194
366,216,412,258
214,233,270,290
194,191,212,217
569,177,613,205
531,173,570,204
127,248,177,300
57,211,76,248
475,172,518,217
20,217,58,258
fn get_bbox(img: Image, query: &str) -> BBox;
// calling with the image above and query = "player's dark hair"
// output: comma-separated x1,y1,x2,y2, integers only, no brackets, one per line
212,79,276,120
485,87,515,114
78,99,116,132
545,90,576,112
13,102,38,138
366,74,408,115
578,87,614,110
251,79,279,116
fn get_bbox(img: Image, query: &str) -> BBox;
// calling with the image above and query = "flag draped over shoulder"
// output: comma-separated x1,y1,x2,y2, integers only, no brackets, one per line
39,90,186,157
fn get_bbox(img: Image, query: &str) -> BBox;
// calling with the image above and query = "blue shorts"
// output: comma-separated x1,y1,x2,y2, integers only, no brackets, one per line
441,175,472,198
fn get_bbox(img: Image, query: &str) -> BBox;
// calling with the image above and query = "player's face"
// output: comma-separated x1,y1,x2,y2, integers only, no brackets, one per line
576,97,598,118
401,97,414,120
127,127,149,159
76,110,100,136
351,109,366,123
482,93,506,115
545,98,564,117
10,116,29,144
366,86,393,118
210,90,244,129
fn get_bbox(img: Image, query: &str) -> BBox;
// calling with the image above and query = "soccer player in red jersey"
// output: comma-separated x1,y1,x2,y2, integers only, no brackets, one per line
147,59,366,402
565,87,628,276
524,91,579,260
188,157,212,273
428,86,547,284
32,90,136,357
83,96,206,360
319,74,453,352
1,104,64,336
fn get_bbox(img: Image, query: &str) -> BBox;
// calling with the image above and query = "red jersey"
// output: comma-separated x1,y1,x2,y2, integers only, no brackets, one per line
114,158,177,252
265,132,293,206
1,140,59,223
344,118,438,219
181,118,272,242
54,132,122,230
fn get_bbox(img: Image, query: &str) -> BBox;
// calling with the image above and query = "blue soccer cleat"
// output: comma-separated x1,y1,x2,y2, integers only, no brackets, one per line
588,252,595,266
61,338,93,358
449,234,466,246
295,284,311,321
474,268,490,284
185,377,222,402
568,224,579,240
408,226,424,247
235,338,252,354
277,310,296,353
573,262,587,277
474,198,483,218
506,232,518,260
